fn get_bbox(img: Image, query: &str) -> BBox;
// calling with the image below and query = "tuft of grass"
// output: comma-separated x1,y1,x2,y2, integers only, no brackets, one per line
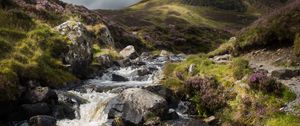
232,58,252,80
92,44,121,61
0,21,78,101
294,34,300,57
266,114,300,126
208,40,234,57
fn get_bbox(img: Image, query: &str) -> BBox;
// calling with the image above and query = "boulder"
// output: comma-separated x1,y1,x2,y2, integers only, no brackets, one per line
160,50,172,57
145,85,178,107
112,74,129,82
28,115,56,126
95,54,113,67
271,69,300,80
108,88,168,125
55,21,93,77
119,45,137,59
114,59,131,67
24,86,57,104
21,103,50,116
188,64,196,75
211,54,232,64
52,105,76,119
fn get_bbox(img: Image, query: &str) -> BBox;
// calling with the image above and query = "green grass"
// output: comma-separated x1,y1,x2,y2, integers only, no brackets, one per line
294,34,300,57
232,58,252,80
0,9,78,101
162,53,298,125
266,114,300,126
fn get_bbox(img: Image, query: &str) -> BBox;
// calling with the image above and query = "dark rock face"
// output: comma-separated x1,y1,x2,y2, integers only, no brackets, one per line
52,105,76,119
108,88,168,125
28,115,56,126
271,69,300,79
21,103,51,117
23,86,57,104
55,21,93,78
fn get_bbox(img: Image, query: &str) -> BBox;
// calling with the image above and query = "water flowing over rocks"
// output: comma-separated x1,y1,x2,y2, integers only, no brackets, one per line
54,52,190,126
55,21,93,77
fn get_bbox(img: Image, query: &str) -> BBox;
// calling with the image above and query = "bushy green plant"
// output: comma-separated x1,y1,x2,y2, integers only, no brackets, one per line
232,58,252,80
248,70,283,95
185,76,226,115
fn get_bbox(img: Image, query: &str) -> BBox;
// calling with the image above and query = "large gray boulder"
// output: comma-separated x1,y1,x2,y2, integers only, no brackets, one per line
108,88,168,125
119,45,137,59
55,21,93,76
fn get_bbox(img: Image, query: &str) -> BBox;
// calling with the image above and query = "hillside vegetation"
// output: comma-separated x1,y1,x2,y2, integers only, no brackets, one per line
209,0,300,58
0,8,78,101
99,0,259,54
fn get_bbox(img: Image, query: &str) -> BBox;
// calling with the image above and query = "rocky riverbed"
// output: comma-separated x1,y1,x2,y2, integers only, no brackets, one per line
4,50,211,126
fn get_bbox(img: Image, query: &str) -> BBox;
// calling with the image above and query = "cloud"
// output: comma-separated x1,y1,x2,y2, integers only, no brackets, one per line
61,0,141,10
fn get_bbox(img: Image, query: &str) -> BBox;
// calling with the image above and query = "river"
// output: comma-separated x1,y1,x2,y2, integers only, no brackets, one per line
56,54,186,126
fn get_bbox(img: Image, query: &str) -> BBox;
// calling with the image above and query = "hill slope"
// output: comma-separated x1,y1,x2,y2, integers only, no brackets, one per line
99,0,259,53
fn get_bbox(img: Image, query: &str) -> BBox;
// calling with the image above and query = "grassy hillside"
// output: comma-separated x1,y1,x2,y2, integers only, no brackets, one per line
0,8,78,101
162,54,298,125
209,0,300,58
99,0,258,53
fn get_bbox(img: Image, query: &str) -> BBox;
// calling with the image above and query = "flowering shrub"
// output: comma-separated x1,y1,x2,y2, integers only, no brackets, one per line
248,70,283,95
185,76,226,113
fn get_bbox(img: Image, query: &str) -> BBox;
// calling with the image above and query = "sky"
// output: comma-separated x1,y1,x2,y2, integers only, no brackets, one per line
61,0,142,10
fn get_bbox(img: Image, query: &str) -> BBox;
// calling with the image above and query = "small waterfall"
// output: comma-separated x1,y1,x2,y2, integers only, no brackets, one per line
57,91,117,126
57,54,185,126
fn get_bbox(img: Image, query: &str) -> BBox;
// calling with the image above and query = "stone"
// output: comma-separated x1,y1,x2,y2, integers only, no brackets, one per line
24,86,57,104
203,116,216,123
165,109,179,120
114,59,131,67
188,64,196,75
119,45,137,59
144,117,161,126
52,105,76,119
213,54,231,61
271,69,300,80
21,103,50,116
28,115,56,126
95,54,113,67
160,50,172,57
112,74,129,82
108,88,168,125
145,85,178,107
55,21,93,77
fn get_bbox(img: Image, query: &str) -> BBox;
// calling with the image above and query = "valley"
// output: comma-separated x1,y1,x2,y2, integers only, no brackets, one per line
0,0,299,126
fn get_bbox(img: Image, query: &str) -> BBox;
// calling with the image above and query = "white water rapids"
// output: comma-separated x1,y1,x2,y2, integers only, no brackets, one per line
57,55,185,126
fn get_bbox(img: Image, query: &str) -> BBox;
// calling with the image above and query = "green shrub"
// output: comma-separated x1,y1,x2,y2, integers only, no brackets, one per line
232,58,252,80
294,34,300,57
